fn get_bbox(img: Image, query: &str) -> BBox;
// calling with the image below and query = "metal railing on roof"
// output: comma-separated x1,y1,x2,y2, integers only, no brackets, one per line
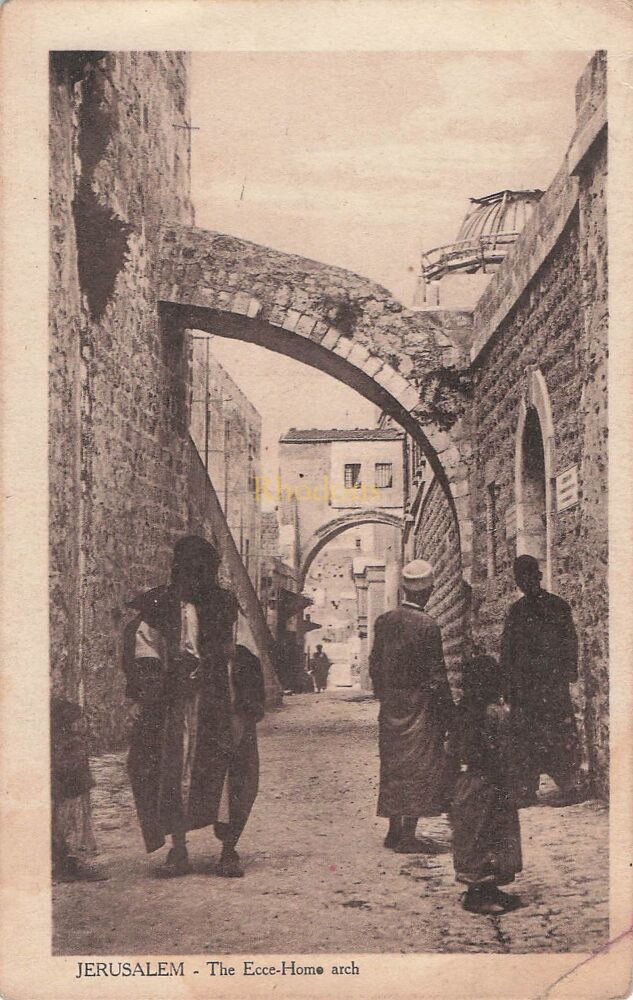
420,231,522,281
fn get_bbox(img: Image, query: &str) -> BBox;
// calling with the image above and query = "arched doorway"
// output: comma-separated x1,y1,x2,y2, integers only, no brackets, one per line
515,368,555,588
303,519,403,692
300,510,404,589
519,406,547,562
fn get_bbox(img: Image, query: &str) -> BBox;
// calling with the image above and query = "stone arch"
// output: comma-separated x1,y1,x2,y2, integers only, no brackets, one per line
158,224,474,578
514,366,555,589
300,510,404,589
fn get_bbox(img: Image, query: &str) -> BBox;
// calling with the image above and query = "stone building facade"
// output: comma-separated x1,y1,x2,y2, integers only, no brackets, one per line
258,512,308,692
276,427,405,578
409,52,608,794
49,51,277,752
304,523,401,690
50,52,198,748
469,53,608,792
190,341,262,594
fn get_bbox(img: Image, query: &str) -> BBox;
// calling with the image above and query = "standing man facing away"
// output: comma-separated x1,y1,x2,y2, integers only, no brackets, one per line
310,644,331,694
124,535,238,876
369,559,455,853
500,554,585,807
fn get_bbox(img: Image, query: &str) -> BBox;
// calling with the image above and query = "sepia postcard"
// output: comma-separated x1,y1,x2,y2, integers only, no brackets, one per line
1,1,632,998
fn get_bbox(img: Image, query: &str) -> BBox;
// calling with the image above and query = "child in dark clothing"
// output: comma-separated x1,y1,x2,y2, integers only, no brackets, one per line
447,648,523,915
51,697,105,882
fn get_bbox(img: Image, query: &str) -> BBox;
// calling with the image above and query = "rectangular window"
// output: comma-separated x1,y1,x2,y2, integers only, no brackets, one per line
344,463,362,489
375,462,393,489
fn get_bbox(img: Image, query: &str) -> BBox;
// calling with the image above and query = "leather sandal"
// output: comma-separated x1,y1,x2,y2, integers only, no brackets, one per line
216,850,244,878
394,837,446,854
158,847,193,877
462,888,522,915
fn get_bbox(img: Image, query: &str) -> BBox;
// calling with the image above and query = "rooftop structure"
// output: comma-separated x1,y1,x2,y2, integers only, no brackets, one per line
421,189,544,283
415,189,544,310
280,427,404,444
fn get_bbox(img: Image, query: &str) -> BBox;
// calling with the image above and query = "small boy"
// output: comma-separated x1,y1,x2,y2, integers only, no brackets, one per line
447,648,522,915
51,697,105,882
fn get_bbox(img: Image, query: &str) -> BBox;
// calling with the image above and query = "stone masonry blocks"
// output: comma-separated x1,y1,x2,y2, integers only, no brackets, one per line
333,337,353,360
320,327,341,351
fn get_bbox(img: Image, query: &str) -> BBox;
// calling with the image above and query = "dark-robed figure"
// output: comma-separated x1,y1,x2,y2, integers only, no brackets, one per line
447,648,522,914
369,559,455,853
310,644,331,694
124,535,262,877
500,554,583,806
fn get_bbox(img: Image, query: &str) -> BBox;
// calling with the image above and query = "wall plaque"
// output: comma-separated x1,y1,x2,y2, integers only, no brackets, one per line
556,465,579,512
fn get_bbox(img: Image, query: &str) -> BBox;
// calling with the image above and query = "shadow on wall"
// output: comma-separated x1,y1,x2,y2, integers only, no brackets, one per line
51,53,132,321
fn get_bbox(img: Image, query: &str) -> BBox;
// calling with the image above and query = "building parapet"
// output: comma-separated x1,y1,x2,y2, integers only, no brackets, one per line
470,51,606,365
470,162,580,364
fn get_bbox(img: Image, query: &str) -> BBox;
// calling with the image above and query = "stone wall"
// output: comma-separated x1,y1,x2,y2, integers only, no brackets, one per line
575,121,608,793
408,52,608,793
469,116,608,793
49,52,204,749
50,57,83,702
190,345,262,594
413,480,468,691
470,215,584,646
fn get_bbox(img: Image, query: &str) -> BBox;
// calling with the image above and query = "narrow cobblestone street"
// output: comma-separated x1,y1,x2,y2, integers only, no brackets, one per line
53,693,608,956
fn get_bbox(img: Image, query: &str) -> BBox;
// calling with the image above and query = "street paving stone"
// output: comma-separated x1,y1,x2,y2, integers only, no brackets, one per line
53,693,608,955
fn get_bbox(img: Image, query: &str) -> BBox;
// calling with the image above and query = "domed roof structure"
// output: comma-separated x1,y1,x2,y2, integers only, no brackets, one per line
457,189,543,241
421,189,544,283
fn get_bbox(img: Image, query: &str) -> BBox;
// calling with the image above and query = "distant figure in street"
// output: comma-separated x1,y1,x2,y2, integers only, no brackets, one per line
310,644,331,694
500,554,584,807
51,697,105,882
369,560,455,853
124,535,239,877
447,649,522,915
297,660,316,694
213,638,265,877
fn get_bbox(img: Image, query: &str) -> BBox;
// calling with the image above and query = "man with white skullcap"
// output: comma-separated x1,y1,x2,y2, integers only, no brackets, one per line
369,559,455,853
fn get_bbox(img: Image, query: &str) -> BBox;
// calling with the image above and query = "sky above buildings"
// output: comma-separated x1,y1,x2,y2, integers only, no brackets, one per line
189,51,591,484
